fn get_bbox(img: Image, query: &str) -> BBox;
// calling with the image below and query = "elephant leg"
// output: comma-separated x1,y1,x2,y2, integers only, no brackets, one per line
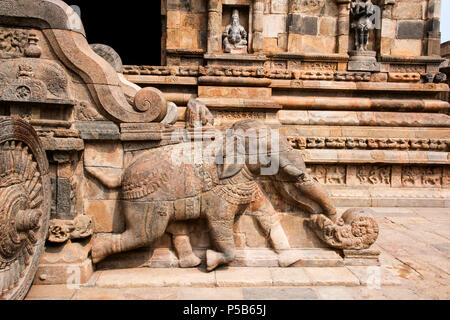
205,201,239,271
206,217,236,272
251,197,302,267
167,222,201,268
92,230,144,264
91,201,170,264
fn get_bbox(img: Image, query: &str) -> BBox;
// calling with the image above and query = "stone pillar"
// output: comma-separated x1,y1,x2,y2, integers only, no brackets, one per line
336,0,351,55
426,0,441,57
252,0,264,53
207,0,222,53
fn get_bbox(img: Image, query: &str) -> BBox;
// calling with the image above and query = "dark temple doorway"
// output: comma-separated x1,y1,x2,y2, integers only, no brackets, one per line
67,1,162,66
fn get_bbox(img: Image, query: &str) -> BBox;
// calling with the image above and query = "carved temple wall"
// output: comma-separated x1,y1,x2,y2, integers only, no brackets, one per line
0,0,448,293
125,0,450,208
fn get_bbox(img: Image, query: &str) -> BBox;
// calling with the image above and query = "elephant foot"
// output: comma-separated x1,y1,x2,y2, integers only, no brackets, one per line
179,253,202,268
91,233,115,264
278,250,302,267
206,250,226,272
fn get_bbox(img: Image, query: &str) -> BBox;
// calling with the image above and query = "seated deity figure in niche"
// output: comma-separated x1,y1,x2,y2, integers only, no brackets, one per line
351,0,375,52
223,9,248,53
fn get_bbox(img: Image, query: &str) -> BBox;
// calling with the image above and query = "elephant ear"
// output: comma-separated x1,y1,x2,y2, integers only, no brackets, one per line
219,161,245,179
217,137,245,179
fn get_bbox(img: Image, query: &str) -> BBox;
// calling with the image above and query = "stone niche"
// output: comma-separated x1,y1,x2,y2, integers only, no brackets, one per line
222,4,251,53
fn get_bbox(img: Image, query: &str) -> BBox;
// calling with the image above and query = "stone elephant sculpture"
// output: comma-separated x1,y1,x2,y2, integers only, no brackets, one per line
87,119,340,271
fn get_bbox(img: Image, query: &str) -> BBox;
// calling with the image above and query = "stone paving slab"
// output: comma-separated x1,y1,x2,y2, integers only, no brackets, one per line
91,267,363,289
271,268,311,286
304,267,360,286
215,268,272,287
95,268,216,288
26,281,450,300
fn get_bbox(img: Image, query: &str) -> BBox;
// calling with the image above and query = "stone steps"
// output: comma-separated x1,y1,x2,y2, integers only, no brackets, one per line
86,266,399,289
96,248,344,270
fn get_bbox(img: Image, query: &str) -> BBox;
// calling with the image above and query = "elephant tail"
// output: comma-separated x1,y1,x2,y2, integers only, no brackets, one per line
85,167,123,189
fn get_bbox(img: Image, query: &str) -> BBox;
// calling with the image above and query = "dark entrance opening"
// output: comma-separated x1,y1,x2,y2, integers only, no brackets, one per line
67,1,161,66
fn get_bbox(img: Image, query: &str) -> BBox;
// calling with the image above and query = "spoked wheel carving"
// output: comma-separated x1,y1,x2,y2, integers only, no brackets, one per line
0,118,50,300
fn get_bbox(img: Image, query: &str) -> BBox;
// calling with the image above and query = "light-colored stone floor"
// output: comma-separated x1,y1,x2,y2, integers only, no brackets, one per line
26,207,450,300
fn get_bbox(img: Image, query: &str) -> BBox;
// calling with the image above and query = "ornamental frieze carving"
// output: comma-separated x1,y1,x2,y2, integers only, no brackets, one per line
287,137,450,152
122,65,375,82
356,165,391,186
0,59,70,103
303,164,446,188
402,166,443,188
309,165,346,185
288,0,326,14
0,28,41,59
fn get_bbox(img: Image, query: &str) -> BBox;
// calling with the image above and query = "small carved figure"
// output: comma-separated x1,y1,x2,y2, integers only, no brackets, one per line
223,9,248,53
434,72,448,84
185,98,214,129
351,0,375,51
423,73,435,83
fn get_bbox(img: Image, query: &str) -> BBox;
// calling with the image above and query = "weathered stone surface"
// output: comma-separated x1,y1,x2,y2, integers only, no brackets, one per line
95,268,216,288
391,39,423,57
392,2,423,20
34,259,93,286
263,14,287,38
397,21,424,40
271,268,312,286
74,122,120,141
304,267,360,286
84,200,124,233
319,17,337,36
271,0,288,14
289,15,318,35
26,285,76,300
84,141,123,169
216,268,272,287
243,287,318,300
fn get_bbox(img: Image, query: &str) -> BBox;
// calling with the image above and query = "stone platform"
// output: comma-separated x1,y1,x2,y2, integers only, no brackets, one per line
26,207,450,300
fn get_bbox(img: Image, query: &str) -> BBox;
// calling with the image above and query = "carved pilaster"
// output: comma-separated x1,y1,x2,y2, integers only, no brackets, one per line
207,0,222,53
336,0,351,55
425,0,441,57
252,0,264,53
380,0,396,56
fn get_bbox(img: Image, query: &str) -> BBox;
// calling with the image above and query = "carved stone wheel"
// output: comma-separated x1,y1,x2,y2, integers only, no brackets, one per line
0,118,50,300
